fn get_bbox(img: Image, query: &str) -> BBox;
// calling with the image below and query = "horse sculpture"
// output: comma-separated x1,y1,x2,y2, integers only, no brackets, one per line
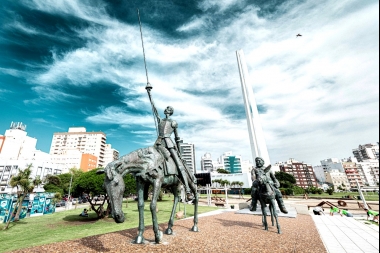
253,166,281,234
98,146,199,244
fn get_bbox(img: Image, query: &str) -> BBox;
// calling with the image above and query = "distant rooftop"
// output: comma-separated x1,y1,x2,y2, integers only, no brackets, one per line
10,122,26,131
68,127,86,133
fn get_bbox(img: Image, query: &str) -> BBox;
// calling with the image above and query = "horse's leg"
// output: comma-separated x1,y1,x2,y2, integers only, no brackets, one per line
259,199,265,227
189,179,199,232
165,183,179,235
150,179,163,244
270,201,274,226
260,199,268,231
135,179,146,244
272,199,282,234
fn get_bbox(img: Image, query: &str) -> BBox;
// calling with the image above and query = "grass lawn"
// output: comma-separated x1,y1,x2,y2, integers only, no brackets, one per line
0,196,217,252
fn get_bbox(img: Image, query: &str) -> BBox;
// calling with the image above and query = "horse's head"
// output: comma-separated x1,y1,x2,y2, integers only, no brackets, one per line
97,161,125,223
255,165,274,196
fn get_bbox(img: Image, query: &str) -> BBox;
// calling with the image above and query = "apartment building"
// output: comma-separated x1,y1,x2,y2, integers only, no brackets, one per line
279,158,318,188
241,160,253,174
353,143,379,162
357,160,379,186
342,162,366,188
49,127,107,169
0,160,65,194
219,152,242,174
201,153,213,172
312,165,326,183
0,122,48,160
325,169,350,191
179,141,196,174
320,158,345,173
103,144,119,167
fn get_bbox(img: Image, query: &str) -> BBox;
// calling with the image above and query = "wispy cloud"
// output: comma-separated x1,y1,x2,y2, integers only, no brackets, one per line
2,0,378,166
198,0,247,12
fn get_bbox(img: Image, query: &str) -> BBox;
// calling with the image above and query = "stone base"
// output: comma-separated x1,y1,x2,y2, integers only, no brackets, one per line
235,204,297,218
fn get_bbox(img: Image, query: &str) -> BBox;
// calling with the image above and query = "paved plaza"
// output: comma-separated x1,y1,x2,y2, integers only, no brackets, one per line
12,209,326,253
10,199,380,253
312,215,379,253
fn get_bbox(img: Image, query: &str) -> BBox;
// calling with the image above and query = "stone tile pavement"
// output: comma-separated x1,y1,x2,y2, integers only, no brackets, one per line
312,215,379,253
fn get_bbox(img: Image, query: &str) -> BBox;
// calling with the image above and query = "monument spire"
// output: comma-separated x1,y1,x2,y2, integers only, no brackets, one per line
236,49,271,165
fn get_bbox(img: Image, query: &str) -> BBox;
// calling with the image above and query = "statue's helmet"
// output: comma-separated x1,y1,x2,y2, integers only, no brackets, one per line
164,106,174,115
255,157,264,163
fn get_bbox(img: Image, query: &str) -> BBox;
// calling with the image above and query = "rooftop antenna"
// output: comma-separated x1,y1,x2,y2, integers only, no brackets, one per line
137,9,158,136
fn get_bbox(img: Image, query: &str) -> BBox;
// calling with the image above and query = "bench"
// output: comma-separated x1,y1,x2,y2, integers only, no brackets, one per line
215,202,225,207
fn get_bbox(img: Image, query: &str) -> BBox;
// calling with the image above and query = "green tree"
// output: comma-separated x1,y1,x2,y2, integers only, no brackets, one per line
53,192,62,205
57,173,74,195
217,168,230,174
213,179,222,188
43,175,64,196
275,172,296,185
292,186,305,195
123,174,137,197
72,169,106,198
72,169,106,218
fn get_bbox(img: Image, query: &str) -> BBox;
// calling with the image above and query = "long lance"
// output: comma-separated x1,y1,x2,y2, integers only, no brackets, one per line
137,9,158,136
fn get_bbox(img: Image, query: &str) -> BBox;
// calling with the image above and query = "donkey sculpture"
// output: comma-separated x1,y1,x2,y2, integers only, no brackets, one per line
254,166,281,234
98,146,199,244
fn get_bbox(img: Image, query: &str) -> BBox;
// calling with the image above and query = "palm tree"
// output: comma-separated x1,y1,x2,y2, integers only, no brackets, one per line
4,164,40,229
53,192,62,206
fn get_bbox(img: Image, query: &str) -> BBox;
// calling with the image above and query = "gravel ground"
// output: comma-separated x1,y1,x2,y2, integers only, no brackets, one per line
11,212,326,253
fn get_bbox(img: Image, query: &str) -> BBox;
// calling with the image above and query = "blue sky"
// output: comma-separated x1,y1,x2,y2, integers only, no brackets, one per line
0,0,378,168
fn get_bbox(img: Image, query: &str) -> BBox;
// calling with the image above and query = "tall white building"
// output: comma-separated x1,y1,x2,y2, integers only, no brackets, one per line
49,127,107,168
357,160,379,186
103,144,119,167
353,143,379,162
201,153,213,172
0,122,69,194
179,141,196,174
236,50,271,166
241,160,253,174
0,122,49,160
313,165,326,183
320,158,345,173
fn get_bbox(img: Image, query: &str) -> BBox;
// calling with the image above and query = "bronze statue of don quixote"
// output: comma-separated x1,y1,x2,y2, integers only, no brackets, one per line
97,9,199,244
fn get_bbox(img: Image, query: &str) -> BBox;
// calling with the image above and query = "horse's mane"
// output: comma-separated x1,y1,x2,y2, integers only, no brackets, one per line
105,146,164,181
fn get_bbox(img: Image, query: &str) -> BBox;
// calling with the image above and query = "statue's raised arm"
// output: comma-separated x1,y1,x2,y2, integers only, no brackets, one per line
146,84,161,123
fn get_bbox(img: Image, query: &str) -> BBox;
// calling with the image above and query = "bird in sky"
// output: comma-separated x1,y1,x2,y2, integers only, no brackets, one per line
296,34,302,37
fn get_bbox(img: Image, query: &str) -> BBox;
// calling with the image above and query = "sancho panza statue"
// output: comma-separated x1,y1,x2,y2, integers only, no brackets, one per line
146,85,194,201
250,157,288,213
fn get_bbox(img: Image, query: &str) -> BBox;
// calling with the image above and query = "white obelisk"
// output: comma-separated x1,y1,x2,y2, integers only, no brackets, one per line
236,49,271,166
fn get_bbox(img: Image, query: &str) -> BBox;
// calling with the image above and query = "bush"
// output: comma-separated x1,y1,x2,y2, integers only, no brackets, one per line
293,186,305,195
244,188,252,195
285,188,293,195
326,188,334,195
